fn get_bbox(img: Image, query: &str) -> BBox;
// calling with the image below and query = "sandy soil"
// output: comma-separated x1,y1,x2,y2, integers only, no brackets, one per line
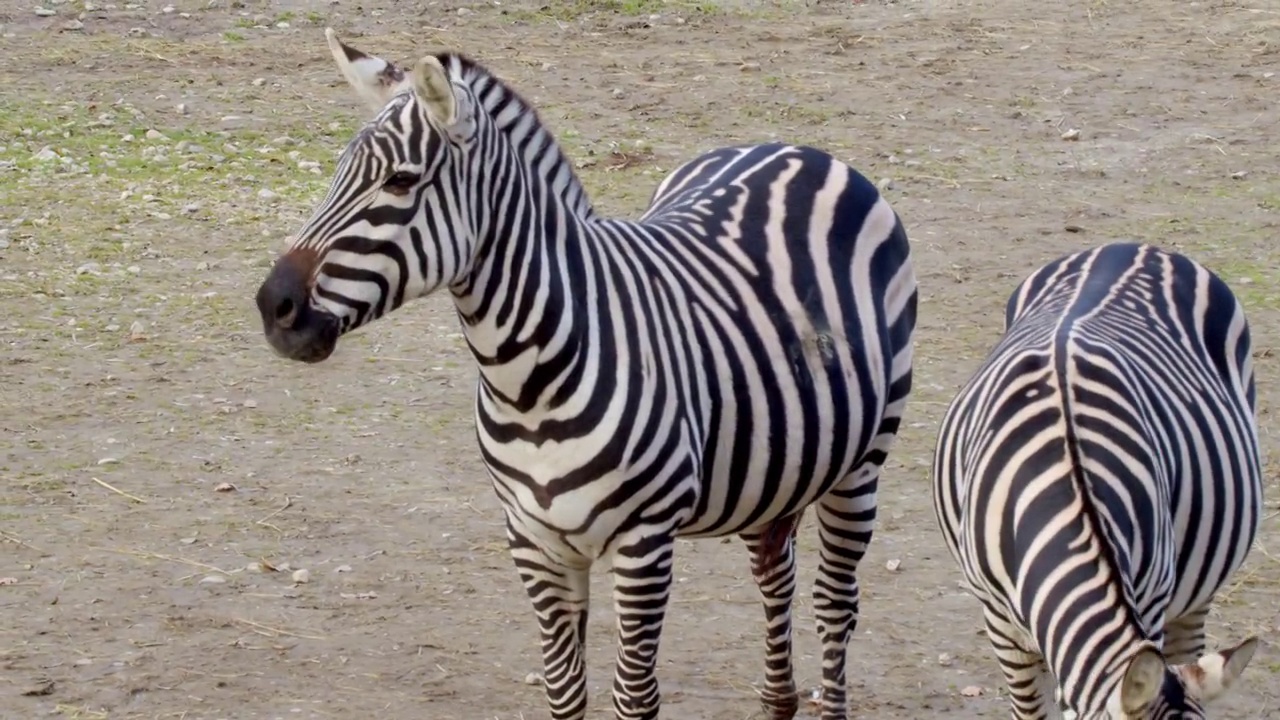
1,0,1278,718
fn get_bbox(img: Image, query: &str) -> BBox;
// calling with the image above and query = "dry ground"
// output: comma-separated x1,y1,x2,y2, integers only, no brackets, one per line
2,0,1279,718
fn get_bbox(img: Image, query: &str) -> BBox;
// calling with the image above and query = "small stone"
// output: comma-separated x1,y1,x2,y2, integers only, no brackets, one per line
145,129,166,141
182,203,200,214
257,188,279,201
885,558,902,572
960,686,984,697
34,7,56,16
456,6,471,14
61,19,84,31
195,261,209,271
162,4,174,12
32,146,58,161
73,658,92,666
938,653,953,667
333,564,352,573
876,177,894,191
523,672,543,686
179,537,197,545
1060,128,1081,141
251,77,266,87
0,577,18,586
291,568,310,584
245,562,264,573
199,574,227,585
95,457,118,466
275,20,289,28
214,482,236,492
127,27,148,37
242,399,258,409
126,266,141,274
1231,170,1248,180
175,103,189,115
611,88,625,99
297,160,321,173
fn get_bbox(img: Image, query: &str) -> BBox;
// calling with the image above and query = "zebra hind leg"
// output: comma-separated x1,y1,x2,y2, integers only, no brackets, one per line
810,465,879,719
983,606,1055,719
608,530,678,720
508,522,592,720
741,512,804,719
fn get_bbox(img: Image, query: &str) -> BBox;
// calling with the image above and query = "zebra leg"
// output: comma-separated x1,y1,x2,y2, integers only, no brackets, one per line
508,521,592,720
810,468,878,719
741,514,803,719
984,607,1054,719
608,531,677,720
1163,603,1211,664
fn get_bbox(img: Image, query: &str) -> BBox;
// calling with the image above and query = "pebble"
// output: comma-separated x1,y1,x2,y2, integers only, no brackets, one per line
145,129,166,141
175,103,189,115
333,564,352,573
34,7,56,16
523,672,544,686
199,574,227,585
252,78,266,87
1061,128,1081,141
257,188,279,201
876,177,894,191
32,146,58,161
291,568,311,584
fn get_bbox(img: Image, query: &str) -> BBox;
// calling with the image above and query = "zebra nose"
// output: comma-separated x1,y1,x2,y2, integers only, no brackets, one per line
255,255,311,332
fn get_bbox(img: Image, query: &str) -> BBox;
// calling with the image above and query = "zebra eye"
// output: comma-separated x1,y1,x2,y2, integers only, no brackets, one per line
383,171,421,194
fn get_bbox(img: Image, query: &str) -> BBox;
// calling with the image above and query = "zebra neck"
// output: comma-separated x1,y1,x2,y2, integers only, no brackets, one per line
451,205,601,423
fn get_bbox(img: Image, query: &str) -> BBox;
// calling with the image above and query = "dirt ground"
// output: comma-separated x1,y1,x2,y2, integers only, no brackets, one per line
1,0,1278,718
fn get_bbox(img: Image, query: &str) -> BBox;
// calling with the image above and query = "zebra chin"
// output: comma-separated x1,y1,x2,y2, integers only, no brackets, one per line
260,308,340,364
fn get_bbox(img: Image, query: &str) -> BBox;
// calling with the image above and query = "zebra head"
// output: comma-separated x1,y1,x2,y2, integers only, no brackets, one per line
1094,636,1257,719
255,29,480,363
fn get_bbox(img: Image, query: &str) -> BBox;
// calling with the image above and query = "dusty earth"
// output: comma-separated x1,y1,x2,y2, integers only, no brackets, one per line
2,0,1279,718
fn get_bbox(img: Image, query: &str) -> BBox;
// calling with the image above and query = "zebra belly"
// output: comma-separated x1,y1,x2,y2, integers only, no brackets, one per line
675,312,886,538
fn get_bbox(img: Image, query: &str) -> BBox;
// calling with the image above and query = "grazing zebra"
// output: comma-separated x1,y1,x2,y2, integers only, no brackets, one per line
253,29,918,720
932,242,1262,719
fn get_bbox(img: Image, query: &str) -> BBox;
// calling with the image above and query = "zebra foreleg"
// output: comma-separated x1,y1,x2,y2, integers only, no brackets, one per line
608,530,677,720
983,607,1055,720
741,514,803,719
811,468,878,719
1162,603,1210,665
508,522,592,720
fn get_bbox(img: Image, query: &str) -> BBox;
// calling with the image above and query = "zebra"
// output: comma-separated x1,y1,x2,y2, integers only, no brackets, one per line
253,29,918,720
931,242,1262,719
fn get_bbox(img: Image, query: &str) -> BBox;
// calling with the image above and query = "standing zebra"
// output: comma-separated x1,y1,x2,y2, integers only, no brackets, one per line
254,29,918,720
932,242,1261,719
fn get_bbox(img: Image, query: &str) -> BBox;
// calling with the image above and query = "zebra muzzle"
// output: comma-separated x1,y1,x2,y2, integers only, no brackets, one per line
256,254,340,364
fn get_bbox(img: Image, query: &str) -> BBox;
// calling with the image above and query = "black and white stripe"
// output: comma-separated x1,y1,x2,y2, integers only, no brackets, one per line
932,242,1261,719
254,30,918,720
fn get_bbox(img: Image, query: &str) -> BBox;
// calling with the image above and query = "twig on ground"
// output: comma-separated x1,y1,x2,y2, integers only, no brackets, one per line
90,476,148,504
232,617,325,640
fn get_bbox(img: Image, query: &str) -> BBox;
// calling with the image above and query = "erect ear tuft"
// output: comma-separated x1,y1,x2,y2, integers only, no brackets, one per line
411,55,457,126
325,27,411,112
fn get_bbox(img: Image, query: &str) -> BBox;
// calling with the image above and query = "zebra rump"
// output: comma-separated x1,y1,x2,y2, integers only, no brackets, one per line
932,242,1262,719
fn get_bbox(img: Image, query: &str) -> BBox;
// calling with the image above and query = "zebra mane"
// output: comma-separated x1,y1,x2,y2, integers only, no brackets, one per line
436,52,597,221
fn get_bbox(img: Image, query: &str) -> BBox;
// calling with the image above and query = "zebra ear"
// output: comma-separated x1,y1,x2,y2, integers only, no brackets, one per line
411,55,458,126
1117,647,1165,714
1178,636,1258,702
325,27,411,112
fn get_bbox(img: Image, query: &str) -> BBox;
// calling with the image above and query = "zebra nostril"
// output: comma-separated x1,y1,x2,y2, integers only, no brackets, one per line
275,297,298,329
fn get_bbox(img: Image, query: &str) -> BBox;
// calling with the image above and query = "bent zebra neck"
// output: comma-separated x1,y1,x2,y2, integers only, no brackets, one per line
443,54,601,425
